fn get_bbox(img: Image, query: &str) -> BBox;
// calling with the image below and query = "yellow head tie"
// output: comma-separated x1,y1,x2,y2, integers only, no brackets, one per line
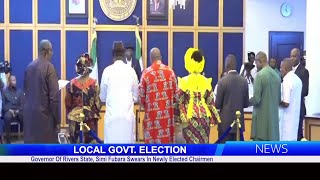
184,48,205,74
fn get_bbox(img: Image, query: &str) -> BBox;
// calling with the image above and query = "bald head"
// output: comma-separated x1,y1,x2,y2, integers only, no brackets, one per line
290,48,301,67
39,39,53,61
255,51,268,71
225,54,237,71
150,47,162,63
280,58,293,78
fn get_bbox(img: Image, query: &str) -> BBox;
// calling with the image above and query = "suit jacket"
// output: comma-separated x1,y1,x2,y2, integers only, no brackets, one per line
215,72,249,133
124,58,142,82
294,63,309,116
150,0,165,14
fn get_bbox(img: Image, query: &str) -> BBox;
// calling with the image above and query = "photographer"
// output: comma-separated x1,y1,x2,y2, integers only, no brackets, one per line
240,52,257,99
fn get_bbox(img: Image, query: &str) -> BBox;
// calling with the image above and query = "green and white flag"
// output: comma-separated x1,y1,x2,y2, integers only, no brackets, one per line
135,25,142,66
89,30,98,82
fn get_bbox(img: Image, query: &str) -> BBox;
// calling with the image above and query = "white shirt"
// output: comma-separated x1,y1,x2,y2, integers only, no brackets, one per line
0,73,7,118
279,71,302,141
239,64,257,98
154,2,160,11
292,63,300,72
100,60,139,143
126,58,144,72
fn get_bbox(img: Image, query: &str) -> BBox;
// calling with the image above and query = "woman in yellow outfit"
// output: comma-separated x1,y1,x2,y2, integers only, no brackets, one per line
174,48,221,144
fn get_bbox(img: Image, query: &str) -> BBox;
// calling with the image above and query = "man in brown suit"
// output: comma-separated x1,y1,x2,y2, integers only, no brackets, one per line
23,39,60,143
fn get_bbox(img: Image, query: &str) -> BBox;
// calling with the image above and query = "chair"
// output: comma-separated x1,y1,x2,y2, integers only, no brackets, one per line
10,120,21,139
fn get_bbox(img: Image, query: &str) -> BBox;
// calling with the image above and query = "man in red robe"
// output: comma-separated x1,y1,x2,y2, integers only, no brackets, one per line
139,48,177,144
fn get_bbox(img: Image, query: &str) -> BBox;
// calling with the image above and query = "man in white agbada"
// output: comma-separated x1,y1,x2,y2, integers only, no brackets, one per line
279,58,302,141
100,41,139,143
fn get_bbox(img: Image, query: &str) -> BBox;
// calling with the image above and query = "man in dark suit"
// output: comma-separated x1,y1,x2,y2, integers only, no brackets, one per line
3,75,24,144
124,44,143,81
215,54,249,143
150,0,165,15
290,48,309,141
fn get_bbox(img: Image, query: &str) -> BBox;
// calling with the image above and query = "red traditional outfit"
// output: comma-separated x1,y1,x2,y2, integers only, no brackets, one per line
139,60,177,144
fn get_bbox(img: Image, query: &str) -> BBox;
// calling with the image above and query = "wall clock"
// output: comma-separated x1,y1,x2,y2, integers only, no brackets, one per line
281,3,292,17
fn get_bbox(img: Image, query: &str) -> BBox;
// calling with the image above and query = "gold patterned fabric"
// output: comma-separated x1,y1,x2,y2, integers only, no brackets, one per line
65,78,101,143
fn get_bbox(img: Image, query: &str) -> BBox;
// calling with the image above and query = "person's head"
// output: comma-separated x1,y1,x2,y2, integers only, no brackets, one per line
248,52,255,64
125,44,134,60
112,41,125,61
290,48,301,67
38,39,53,61
149,47,162,64
184,48,205,74
269,58,277,69
225,54,237,72
255,51,268,71
8,75,16,88
280,58,293,78
75,53,93,77
302,50,306,66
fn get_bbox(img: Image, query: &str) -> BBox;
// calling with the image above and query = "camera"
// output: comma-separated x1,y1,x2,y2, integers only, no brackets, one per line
0,61,12,74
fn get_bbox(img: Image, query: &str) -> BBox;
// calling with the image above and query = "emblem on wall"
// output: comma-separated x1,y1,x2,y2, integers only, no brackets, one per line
99,0,137,21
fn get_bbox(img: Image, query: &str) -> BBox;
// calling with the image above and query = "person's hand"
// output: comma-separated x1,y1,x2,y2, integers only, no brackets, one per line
55,124,61,133
9,109,15,117
15,110,19,114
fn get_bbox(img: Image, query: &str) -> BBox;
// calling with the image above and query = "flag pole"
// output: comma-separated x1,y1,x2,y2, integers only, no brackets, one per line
93,17,97,31
133,15,142,142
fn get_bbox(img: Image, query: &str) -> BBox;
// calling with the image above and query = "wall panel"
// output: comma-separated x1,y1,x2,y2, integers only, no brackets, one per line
10,30,33,88
173,0,194,26
10,0,33,23
96,31,136,80
0,0,4,23
38,30,61,78
173,32,193,78
66,31,88,81
198,32,219,85
38,0,60,24
223,33,244,72
0,30,4,62
147,32,168,67
223,0,244,27
198,0,219,27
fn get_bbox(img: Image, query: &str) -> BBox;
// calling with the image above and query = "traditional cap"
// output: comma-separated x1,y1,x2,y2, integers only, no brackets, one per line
112,41,125,51
125,43,135,50
75,53,93,76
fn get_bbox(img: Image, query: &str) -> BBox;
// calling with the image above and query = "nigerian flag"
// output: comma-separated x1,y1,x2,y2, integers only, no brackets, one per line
135,25,142,64
89,30,98,82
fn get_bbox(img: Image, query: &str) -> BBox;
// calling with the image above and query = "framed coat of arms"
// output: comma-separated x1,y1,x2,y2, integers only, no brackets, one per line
99,0,137,21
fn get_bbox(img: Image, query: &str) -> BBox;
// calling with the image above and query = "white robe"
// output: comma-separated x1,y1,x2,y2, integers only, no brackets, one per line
279,71,302,141
100,60,139,144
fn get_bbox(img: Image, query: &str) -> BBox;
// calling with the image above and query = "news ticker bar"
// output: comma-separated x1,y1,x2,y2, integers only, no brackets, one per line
1,156,320,163
1,142,320,156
